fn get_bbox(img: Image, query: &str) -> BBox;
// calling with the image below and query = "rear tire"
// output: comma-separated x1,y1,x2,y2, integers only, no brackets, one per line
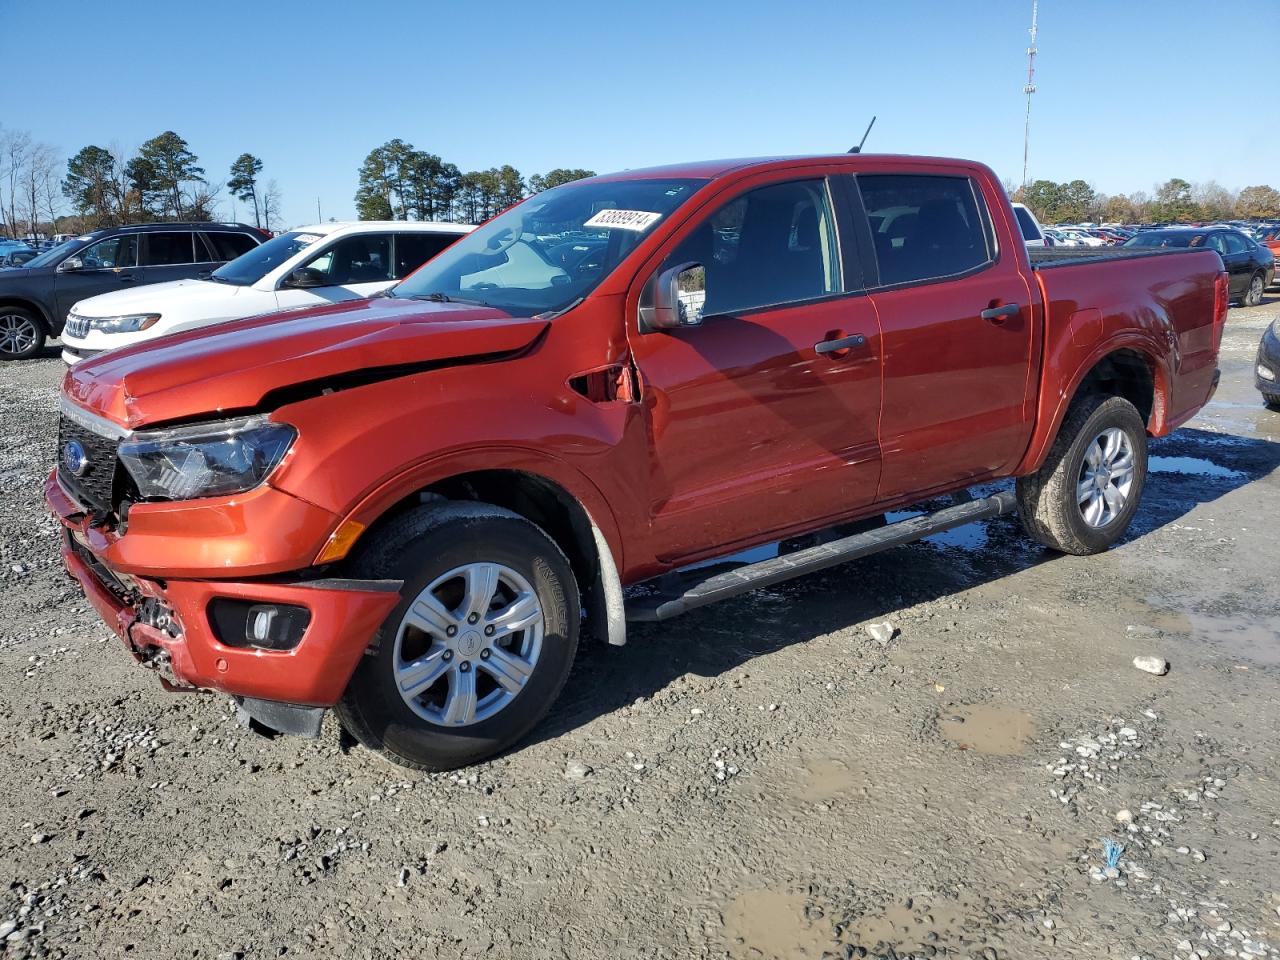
1244,272,1265,307
0,308,45,360
335,501,580,770
1016,393,1148,556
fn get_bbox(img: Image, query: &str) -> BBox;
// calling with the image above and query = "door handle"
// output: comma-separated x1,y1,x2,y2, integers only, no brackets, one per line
815,333,866,354
117,273,137,282
980,303,1020,324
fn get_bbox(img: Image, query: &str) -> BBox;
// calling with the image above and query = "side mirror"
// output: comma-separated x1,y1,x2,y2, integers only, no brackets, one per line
58,256,84,273
283,266,327,289
638,261,705,332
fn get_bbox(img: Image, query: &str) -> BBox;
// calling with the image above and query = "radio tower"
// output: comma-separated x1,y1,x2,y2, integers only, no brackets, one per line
1021,0,1039,188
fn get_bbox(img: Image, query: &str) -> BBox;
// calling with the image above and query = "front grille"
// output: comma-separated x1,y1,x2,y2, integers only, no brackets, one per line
57,414,120,514
64,313,91,339
68,534,136,605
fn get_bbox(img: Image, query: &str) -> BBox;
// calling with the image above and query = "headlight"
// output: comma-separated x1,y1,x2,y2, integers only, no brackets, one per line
1271,318,1280,338
118,415,296,501
90,313,161,333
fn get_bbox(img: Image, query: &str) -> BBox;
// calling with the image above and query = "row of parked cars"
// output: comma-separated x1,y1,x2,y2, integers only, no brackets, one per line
0,220,471,360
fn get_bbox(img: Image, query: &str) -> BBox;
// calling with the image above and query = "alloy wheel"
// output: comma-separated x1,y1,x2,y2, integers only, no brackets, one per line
392,562,544,726
1077,426,1135,527
0,314,38,356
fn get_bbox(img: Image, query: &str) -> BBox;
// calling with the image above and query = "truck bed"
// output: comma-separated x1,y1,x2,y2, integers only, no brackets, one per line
1029,246,1209,269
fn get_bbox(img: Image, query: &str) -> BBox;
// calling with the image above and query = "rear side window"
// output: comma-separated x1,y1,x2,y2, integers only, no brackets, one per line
663,178,842,317
1013,206,1042,241
857,174,994,286
394,232,463,279
205,232,258,262
142,231,197,266
1221,233,1249,255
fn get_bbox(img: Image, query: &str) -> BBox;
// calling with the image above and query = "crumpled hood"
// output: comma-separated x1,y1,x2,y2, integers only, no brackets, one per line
71,278,238,316
63,296,547,428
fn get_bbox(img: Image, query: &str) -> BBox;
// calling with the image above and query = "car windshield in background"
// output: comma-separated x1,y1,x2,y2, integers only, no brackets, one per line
392,178,706,315
211,230,326,285
1124,231,1206,249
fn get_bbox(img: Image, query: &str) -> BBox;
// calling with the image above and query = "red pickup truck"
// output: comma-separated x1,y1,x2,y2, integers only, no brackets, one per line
47,154,1227,769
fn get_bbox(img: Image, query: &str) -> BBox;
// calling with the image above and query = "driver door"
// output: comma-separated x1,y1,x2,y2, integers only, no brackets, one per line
627,173,883,562
53,235,142,317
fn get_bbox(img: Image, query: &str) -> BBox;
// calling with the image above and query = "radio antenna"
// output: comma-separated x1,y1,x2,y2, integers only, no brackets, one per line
849,116,877,154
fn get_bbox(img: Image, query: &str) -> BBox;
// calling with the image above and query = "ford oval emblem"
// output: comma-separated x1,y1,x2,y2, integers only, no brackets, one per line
62,439,89,477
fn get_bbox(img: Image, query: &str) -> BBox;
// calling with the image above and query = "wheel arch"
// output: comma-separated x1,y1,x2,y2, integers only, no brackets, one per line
0,297,52,330
332,464,626,647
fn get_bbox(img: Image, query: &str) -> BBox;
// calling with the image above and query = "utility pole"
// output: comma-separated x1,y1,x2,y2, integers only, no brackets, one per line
1021,0,1039,189
316,197,322,223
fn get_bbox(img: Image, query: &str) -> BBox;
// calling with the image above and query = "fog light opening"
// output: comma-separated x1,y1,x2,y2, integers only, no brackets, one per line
208,598,311,651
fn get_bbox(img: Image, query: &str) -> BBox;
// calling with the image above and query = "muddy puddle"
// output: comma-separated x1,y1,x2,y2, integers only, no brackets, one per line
938,704,1035,755
722,890,832,960
1188,612,1280,666
790,751,868,803
1149,455,1244,479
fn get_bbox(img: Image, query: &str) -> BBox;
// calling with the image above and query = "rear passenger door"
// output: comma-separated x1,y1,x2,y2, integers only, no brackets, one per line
138,230,205,286
393,231,463,280
852,172,1037,500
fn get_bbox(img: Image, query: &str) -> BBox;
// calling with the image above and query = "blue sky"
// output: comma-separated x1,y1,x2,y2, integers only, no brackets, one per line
3,0,1275,227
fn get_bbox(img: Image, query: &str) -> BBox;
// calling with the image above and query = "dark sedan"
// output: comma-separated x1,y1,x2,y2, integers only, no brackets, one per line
1124,227,1274,306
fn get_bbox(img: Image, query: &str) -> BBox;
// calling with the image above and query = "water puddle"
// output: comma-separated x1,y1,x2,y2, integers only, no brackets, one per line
939,705,1035,755
1189,612,1280,666
1149,456,1244,480
722,890,831,960
887,510,988,551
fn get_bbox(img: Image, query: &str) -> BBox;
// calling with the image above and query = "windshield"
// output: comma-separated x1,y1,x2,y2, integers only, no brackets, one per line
22,233,98,269
1124,232,1204,249
211,230,328,285
392,178,705,315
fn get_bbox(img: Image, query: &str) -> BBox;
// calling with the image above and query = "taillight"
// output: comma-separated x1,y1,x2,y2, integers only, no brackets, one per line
1211,271,1229,353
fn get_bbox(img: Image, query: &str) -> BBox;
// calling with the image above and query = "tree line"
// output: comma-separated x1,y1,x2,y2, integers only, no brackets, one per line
1013,177,1280,224
354,139,594,224
0,125,282,238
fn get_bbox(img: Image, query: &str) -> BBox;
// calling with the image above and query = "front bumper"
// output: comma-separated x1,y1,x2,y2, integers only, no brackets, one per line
60,345,103,365
47,471,401,706
1258,323,1280,396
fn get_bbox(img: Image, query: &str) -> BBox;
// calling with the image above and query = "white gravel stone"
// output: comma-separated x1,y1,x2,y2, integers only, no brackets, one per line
1133,655,1170,676
866,622,898,644
563,760,592,781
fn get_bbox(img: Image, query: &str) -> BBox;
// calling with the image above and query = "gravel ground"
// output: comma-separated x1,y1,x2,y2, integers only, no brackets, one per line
0,303,1278,960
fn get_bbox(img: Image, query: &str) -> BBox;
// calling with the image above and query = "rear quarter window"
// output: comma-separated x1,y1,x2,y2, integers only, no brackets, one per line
1014,206,1042,241
205,232,259,262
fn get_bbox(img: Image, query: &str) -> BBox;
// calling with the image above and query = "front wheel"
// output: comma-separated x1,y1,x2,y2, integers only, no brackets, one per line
1016,393,1149,556
0,309,45,360
336,501,580,770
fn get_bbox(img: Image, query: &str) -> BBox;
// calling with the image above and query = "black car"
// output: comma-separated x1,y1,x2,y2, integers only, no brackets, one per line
1123,227,1275,307
0,222,266,360
1257,318,1280,410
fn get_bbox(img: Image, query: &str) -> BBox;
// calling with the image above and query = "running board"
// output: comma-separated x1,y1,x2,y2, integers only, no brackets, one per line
625,491,1018,622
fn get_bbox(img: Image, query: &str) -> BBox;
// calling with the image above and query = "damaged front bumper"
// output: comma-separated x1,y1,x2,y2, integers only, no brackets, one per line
46,470,402,734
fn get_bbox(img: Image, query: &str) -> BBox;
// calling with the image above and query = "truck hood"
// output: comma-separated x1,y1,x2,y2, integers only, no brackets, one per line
71,278,242,316
64,296,547,428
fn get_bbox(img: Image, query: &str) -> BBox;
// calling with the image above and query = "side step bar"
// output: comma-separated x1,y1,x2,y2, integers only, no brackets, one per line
625,491,1018,622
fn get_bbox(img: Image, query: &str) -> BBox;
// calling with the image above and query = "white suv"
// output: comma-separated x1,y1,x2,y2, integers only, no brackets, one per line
60,220,472,364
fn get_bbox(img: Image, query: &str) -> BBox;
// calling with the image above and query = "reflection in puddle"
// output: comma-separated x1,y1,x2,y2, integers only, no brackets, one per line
886,510,988,551
722,890,830,960
939,705,1035,755
1189,612,1280,666
1149,456,1245,479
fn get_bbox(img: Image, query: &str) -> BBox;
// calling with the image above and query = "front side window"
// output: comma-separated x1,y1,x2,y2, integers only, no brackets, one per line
857,174,994,285
1222,233,1249,255
393,177,705,315
394,232,463,280
663,178,841,317
301,234,392,285
143,231,197,266
79,235,138,269
210,230,328,286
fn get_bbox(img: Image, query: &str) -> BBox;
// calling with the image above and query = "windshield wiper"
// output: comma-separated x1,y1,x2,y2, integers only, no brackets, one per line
206,274,233,283
409,292,490,306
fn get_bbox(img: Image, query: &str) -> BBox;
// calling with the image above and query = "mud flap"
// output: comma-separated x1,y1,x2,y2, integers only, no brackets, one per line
235,696,326,739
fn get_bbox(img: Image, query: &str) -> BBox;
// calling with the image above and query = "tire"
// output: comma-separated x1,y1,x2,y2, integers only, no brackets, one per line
335,501,580,770
1016,393,1148,556
1244,272,1265,308
1263,391,1280,411
0,308,46,360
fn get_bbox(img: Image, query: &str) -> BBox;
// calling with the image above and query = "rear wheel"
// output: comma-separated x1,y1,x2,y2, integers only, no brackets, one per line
1016,393,1148,556
1244,272,1265,307
0,309,45,360
336,501,580,770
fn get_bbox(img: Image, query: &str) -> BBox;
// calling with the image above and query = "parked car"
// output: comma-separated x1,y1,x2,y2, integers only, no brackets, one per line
0,222,266,360
60,221,472,364
1059,228,1106,247
1124,227,1273,306
47,154,1227,769
1044,228,1081,247
0,245,38,269
1012,202,1046,247
1257,318,1280,409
